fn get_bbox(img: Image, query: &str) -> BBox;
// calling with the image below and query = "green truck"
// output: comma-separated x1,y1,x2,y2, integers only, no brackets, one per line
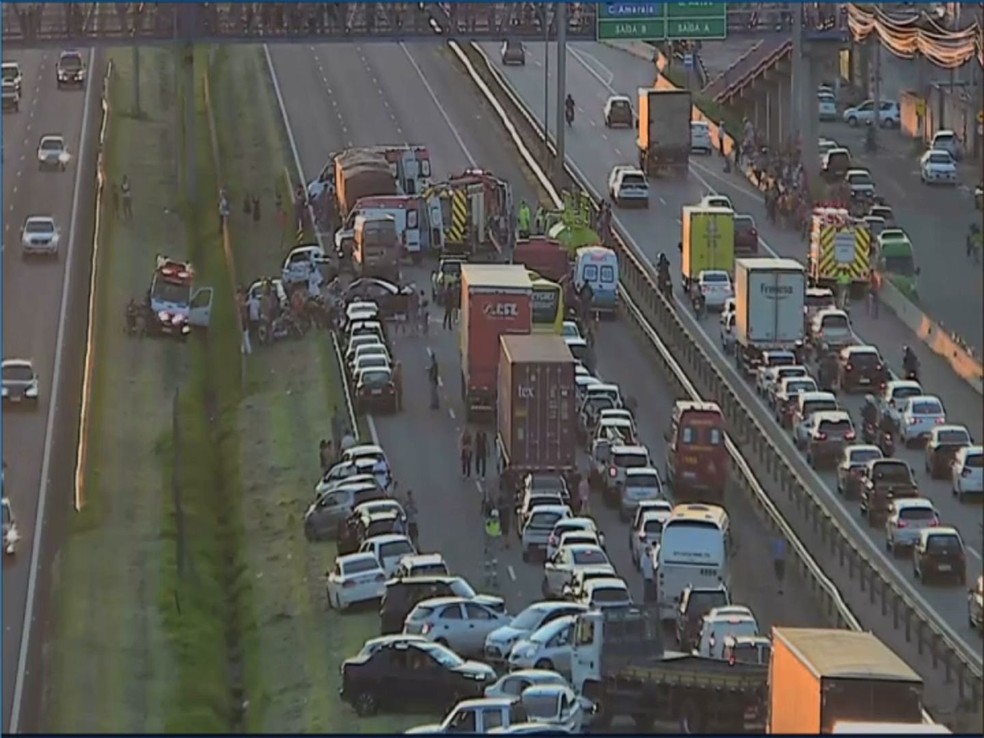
876,228,919,299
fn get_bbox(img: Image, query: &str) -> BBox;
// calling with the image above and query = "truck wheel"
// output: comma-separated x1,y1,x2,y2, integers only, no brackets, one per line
679,700,704,733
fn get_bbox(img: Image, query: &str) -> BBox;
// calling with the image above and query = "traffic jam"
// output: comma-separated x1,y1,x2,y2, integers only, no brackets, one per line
275,142,803,733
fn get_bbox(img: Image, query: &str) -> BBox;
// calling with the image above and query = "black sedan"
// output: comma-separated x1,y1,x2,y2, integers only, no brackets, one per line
343,277,413,318
355,367,398,413
838,345,888,393
341,638,495,716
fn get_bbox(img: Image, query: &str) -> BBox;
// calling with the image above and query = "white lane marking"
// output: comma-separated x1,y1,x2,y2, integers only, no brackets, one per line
568,46,614,87
399,43,477,166
10,47,97,735
658,196,666,205
508,566,517,581
557,49,984,631
448,408,455,419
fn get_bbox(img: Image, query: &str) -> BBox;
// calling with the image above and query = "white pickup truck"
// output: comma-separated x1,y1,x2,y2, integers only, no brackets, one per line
406,688,587,734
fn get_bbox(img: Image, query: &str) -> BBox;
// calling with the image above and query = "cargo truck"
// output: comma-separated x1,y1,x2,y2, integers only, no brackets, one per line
571,607,768,733
353,212,401,283
637,88,692,177
681,205,735,291
460,265,532,419
733,258,806,375
769,627,924,734
497,334,577,492
334,150,398,219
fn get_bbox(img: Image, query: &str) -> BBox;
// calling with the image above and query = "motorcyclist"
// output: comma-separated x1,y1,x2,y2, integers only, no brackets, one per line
656,253,671,293
565,94,575,126
902,345,918,377
861,394,878,433
878,405,896,435
864,125,876,153
819,351,838,390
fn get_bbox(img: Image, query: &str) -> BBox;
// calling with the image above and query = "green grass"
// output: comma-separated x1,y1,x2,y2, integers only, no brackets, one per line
205,45,409,732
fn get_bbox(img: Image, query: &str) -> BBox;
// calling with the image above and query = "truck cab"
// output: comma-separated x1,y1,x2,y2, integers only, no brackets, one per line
354,212,400,282
407,697,527,734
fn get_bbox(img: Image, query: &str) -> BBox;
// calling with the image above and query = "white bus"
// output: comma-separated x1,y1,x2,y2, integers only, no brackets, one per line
652,504,730,621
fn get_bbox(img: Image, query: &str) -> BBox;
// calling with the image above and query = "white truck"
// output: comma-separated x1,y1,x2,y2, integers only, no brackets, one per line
733,258,805,375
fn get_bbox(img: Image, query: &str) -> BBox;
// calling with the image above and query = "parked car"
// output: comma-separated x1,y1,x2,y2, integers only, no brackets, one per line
326,552,388,610
404,596,511,657
842,99,900,128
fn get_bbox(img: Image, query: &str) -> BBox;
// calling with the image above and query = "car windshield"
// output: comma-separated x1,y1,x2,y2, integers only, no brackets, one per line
25,220,54,233
911,400,942,415
821,314,849,330
530,511,564,529
848,351,880,365
926,535,961,554
626,473,659,489
41,140,62,151
702,272,730,284
928,152,952,165
423,642,465,668
592,587,628,603
60,54,83,69
343,558,379,576
612,100,630,111
735,216,755,230
898,506,934,521
621,174,646,188
572,549,608,566
380,539,414,558
511,607,550,630
849,172,872,185
359,370,391,386
937,429,969,445
965,454,983,469
2,364,33,382
613,452,648,468
883,255,915,275
152,280,191,305
687,591,728,614
643,518,664,535
819,419,853,433
850,449,882,466
786,380,815,394
892,386,921,402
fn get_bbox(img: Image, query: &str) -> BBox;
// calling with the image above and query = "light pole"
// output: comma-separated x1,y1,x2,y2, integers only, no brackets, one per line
542,5,550,170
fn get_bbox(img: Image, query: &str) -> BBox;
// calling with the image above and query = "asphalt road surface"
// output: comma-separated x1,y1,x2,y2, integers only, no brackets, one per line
1,48,96,730
267,38,826,687
477,39,984,669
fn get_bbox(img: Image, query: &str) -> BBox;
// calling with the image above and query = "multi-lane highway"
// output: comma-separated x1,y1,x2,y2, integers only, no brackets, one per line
1,48,97,730
268,37,827,691
475,39,984,668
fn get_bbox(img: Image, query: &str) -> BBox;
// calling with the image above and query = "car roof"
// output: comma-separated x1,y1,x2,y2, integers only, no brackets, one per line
844,344,878,354
607,94,631,103
930,424,967,435
639,508,671,522
40,134,64,143
556,517,596,528
347,443,385,456
458,696,514,710
587,382,619,393
338,551,382,566
892,497,934,510
400,552,445,565
611,444,648,454
813,410,851,422
904,395,942,407
583,577,628,591
846,444,881,455
920,526,960,539
24,215,55,224
699,269,730,278
1,358,33,369
886,380,921,392
559,542,605,555
800,391,836,402
501,668,568,682
415,595,470,608
530,504,571,516
521,683,570,698
625,466,659,477
363,533,411,546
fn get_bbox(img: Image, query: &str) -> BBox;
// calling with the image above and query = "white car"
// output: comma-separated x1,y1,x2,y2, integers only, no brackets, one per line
898,395,946,447
884,498,939,556
697,606,759,659
603,95,633,128
792,391,839,448
2,497,20,555
21,216,60,256
357,533,416,577
619,466,664,521
700,194,733,210
393,552,449,579
952,445,983,501
542,544,611,598
404,596,511,657
37,134,69,170
352,353,391,376
629,505,672,569
561,321,581,340
754,353,799,396
773,376,818,425
764,366,810,408
562,566,618,602
345,300,380,325
920,149,957,185
845,168,876,197
696,270,733,310
345,336,386,367
521,504,572,562
507,615,578,676
545,517,604,561
817,92,837,121
484,602,587,663
484,669,569,701
842,99,900,128
325,552,387,609
1,359,40,405
340,443,389,467
690,120,713,154
930,129,961,161
608,165,649,208
878,380,923,430
281,244,328,286
720,312,736,354
572,577,632,610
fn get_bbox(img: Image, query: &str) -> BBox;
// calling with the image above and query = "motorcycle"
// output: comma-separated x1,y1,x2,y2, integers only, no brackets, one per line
657,269,672,298
878,430,896,458
904,367,919,383
862,421,877,445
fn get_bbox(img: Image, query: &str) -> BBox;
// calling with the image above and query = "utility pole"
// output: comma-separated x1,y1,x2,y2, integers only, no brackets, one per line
793,6,820,197
132,45,142,116
791,7,803,147
554,0,567,182
872,37,882,143
542,6,549,170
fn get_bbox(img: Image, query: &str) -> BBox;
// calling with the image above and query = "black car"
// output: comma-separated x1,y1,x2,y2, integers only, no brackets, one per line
501,39,526,66
341,638,495,716
675,584,731,651
56,50,86,88
338,510,403,556
380,576,505,634
343,278,412,318
913,527,967,585
734,214,759,256
354,367,397,413
838,345,888,393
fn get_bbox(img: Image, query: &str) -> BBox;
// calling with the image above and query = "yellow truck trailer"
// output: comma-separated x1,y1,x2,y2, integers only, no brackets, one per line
681,205,735,290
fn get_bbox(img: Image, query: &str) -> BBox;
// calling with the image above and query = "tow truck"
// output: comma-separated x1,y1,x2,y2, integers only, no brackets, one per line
147,256,213,339
571,607,766,732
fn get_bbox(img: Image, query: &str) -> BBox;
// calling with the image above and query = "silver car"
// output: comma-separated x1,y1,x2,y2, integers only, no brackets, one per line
885,498,938,556
37,134,68,170
21,215,60,256
618,466,664,521
303,478,386,540
1,359,40,406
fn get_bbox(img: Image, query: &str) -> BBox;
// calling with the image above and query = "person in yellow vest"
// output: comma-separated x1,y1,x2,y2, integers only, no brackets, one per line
484,508,502,553
517,201,531,239
836,270,851,310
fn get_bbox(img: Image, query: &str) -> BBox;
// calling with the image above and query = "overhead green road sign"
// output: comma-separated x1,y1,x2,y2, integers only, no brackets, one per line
597,2,727,41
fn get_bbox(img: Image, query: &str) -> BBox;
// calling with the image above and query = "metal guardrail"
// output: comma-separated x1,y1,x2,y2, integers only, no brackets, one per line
452,38,981,715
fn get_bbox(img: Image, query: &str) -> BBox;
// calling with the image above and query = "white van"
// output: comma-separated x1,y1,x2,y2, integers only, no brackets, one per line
574,246,619,315
652,504,730,621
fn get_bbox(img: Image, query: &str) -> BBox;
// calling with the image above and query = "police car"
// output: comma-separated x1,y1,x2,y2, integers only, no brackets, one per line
148,256,213,338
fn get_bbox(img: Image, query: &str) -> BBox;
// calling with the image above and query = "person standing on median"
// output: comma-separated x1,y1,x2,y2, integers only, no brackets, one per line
474,429,488,479
460,427,473,479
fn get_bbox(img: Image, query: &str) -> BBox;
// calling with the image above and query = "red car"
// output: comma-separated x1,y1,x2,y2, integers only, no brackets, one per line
734,214,759,256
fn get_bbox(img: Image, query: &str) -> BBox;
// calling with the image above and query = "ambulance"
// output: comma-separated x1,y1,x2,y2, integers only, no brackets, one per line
808,205,871,293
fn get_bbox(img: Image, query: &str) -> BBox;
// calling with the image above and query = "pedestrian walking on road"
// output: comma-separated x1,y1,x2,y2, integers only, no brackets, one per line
120,174,133,220
497,491,511,547
428,352,440,410
577,470,591,515
474,429,488,479
319,438,333,473
773,535,787,594
442,286,454,330
404,490,419,547
460,427,473,479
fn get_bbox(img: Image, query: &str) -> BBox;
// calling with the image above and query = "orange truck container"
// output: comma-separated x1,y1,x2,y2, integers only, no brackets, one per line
459,264,532,418
769,627,924,734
